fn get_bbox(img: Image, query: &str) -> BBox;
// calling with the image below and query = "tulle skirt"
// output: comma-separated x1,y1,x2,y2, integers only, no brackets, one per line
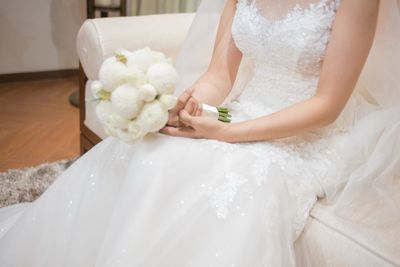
0,129,344,266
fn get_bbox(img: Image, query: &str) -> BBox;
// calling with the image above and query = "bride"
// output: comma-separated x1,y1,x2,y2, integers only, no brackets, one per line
0,0,399,266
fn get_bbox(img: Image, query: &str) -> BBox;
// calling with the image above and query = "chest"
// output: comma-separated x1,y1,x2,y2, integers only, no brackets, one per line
231,0,339,75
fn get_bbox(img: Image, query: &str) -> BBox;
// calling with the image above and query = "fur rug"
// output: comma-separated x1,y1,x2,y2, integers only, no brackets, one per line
0,159,75,208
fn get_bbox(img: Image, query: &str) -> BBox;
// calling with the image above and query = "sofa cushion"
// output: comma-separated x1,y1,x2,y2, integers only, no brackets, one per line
299,183,400,266
296,213,396,267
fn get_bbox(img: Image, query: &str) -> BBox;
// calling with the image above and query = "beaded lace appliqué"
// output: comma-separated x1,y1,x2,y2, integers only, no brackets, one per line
206,172,249,219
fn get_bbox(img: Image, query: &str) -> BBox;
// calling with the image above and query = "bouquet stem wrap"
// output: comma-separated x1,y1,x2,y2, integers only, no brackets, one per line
201,104,232,123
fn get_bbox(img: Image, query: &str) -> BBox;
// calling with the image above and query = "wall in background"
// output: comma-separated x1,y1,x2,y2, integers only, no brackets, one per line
0,0,200,75
0,0,85,75
129,0,201,15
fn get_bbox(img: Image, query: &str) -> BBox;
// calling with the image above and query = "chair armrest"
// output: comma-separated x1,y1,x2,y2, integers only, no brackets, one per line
77,13,195,80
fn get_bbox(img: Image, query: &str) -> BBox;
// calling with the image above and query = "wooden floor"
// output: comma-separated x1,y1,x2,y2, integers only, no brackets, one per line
0,78,80,172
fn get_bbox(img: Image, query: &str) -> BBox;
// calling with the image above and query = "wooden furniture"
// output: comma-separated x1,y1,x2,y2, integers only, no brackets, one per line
79,63,102,154
77,0,130,153
87,0,128,18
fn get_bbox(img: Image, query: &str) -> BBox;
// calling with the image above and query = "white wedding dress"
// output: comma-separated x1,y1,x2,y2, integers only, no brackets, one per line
0,0,376,266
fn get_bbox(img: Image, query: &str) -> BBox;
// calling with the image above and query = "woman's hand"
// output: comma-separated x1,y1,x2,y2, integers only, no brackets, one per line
161,110,231,141
183,95,203,117
166,89,193,127
167,88,203,127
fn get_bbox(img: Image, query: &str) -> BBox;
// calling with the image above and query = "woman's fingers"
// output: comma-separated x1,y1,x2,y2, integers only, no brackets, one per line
167,89,202,127
184,96,203,116
161,109,198,138
167,88,193,126
192,103,198,116
195,103,203,117
172,88,193,113
184,97,198,115
160,126,197,138
179,110,195,127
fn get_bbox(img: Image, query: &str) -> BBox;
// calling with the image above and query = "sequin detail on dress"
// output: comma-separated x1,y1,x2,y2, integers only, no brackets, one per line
206,172,249,219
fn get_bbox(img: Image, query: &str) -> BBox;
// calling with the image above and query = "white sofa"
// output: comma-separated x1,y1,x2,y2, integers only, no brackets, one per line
76,14,400,266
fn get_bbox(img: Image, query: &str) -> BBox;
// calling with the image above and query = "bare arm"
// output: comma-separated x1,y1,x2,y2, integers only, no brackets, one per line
223,0,379,142
191,0,242,106
163,0,379,142
166,0,242,125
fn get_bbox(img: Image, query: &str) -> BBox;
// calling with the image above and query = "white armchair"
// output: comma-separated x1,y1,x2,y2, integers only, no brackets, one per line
76,14,399,266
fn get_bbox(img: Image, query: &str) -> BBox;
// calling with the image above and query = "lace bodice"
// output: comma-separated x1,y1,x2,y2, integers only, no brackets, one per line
231,0,341,113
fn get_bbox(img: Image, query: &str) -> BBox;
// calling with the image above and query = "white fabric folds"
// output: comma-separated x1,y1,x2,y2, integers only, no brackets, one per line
327,0,400,226
175,0,400,232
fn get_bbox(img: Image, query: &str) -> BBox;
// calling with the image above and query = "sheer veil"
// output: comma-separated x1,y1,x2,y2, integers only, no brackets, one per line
174,0,253,104
326,0,400,225
175,0,400,225
174,0,228,97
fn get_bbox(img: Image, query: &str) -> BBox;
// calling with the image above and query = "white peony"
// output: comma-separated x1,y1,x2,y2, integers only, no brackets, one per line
136,101,168,133
139,84,158,102
115,128,138,144
91,80,104,98
108,112,131,130
103,120,141,144
99,57,131,92
111,84,144,120
103,124,119,137
128,120,144,139
151,50,169,64
94,47,186,144
96,101,130,130
127,47,155,71
159,94,178,110
115,48,132,58
96,101,113,124
126,64,146,86
146,62,178,94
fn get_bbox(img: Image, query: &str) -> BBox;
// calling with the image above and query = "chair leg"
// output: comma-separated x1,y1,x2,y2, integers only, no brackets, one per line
80,133,94,155
121,0,127,16
136,0,141,15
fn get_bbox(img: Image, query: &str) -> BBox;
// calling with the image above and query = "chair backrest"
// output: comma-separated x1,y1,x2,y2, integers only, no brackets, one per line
77,13,195,81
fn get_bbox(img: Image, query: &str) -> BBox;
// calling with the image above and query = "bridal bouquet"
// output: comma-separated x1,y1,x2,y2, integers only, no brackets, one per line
91,47,231,144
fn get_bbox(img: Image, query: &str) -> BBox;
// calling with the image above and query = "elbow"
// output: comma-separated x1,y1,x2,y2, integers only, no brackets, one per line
321,106,345,128
320,112,339,127
313,97,343,128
